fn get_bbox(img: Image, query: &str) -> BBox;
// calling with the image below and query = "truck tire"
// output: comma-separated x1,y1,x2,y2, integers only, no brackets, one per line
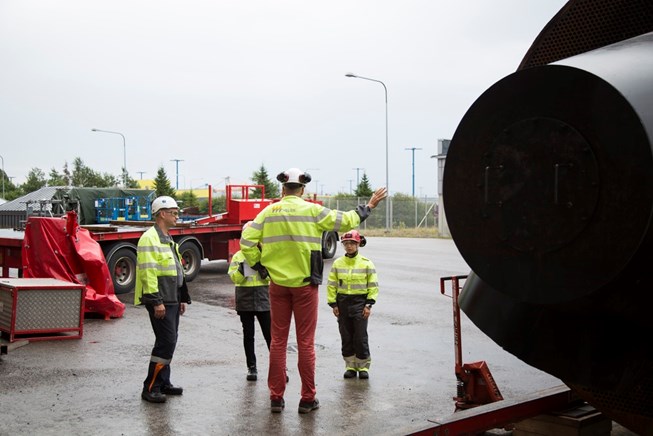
107,247,137,294
178,240,202,282
322,231,338,259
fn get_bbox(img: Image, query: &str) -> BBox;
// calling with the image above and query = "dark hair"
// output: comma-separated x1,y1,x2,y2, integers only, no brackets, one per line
284,183,303,192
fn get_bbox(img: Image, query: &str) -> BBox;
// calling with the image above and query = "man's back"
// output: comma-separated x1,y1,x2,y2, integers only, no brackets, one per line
242,195,361,287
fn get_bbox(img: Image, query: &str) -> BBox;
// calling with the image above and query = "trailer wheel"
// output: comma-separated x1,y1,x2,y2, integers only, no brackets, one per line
322,231,338,259
107,247,137,294
179,241,202,282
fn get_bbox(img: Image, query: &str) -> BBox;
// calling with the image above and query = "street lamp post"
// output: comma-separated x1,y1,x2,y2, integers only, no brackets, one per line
345,73,390,231
170,159,184,190
352,167,365,189
405,147,423,197
91,129,127,186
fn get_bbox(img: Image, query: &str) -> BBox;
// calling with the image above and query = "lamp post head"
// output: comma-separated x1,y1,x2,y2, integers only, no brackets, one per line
345,73,357,78
91,128,98,131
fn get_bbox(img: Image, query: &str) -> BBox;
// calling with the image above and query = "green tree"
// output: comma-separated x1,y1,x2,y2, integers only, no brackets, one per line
48,167,69,186
21,168,47,194
354,173,373,197
153,166,176,198
121,168,140,188
178,190,199,209
250,164,279,199
71,157,117,187
1,168,20,200
4,186,21,201
198,195,226,215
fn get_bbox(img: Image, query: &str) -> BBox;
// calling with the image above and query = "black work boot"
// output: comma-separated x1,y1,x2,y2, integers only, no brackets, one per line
143,361,167,401
247,366,258,381
298,398,320,414
162,384,183,395
142,388,167,403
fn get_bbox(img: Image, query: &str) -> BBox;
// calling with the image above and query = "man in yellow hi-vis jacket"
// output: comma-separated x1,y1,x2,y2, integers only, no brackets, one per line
240,167,387,414
135,195,191,403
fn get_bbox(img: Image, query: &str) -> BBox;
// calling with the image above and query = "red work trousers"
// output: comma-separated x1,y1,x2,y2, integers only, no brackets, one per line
268,282,319,403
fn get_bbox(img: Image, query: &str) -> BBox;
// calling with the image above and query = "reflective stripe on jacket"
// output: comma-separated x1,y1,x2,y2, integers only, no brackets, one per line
134,225,184,306
240,195,366,287
228,250,270,312
326,253,378,305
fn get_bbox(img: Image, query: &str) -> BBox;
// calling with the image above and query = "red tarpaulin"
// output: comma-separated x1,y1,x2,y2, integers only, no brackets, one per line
22,212,125,318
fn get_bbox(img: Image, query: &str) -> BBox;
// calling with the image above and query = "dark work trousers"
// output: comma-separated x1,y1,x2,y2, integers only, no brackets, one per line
238,310,272,368
144,303,180,391
336,294,370,359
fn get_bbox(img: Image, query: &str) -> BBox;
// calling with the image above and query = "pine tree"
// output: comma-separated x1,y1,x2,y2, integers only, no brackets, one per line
251,164,280,199
354,173,373,197
48,168,68,186
153,166,176,198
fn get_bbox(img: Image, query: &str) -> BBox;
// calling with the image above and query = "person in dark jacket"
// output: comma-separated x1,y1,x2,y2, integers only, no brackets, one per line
229,222,272,381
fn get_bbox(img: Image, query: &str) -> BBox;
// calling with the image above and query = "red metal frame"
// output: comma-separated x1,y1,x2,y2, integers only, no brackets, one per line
440,275,503,410
408,385,577,435
406,275,581,434
0,232,23,278
195,184,271,225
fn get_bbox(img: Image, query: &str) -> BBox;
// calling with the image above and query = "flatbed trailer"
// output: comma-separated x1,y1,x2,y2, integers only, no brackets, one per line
0,184,340,294
0,210,244,293
82,219,244,294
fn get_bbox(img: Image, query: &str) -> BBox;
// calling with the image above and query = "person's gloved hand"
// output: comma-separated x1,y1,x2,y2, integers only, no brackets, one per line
253,262,269,280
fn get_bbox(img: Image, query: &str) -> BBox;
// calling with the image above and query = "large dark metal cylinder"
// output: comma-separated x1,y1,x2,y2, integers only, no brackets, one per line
446,33,653,305
442,1,653,433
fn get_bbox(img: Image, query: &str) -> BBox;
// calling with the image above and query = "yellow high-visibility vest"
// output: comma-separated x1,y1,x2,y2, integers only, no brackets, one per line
240,195,362,287
327,253,379,305
134,225,183,305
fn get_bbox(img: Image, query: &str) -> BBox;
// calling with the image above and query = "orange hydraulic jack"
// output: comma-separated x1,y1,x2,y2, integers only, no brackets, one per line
440,275,503,411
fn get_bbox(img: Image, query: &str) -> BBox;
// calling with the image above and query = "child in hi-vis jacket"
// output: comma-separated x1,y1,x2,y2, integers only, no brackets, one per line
326,230,378,379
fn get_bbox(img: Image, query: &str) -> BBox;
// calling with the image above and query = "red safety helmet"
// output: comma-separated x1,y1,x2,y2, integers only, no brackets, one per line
340,230,366,247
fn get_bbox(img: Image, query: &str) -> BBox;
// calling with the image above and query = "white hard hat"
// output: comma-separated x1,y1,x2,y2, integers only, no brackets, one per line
276,167,312,185
152,196,179,214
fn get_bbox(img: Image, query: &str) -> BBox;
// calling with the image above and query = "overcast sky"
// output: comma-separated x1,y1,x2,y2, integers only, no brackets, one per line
0,0,567,197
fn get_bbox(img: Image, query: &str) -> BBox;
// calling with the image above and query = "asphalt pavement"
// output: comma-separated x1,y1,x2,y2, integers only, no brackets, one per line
0,237,586,435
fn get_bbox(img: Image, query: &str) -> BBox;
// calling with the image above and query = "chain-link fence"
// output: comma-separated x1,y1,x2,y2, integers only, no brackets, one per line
317,196,439,230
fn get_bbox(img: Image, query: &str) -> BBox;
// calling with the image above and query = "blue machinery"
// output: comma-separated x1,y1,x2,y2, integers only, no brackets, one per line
95,193,154,223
